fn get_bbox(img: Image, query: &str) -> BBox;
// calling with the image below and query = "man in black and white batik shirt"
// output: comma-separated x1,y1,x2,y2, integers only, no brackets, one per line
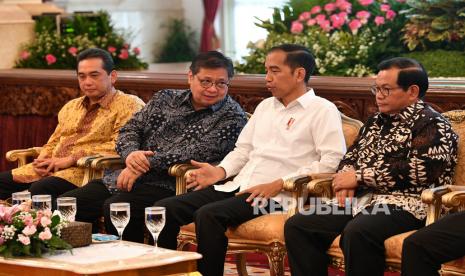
285,57,458,276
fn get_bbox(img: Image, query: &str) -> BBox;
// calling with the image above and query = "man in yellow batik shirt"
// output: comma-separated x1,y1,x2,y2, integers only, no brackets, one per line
0,48,144,203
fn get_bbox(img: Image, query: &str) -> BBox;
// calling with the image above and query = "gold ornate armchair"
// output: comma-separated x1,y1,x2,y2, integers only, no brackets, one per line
170,113,364,276
5,147,102,186
305,109,465,274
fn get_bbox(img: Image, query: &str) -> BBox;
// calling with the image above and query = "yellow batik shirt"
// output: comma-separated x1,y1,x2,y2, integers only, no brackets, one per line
12,89,145,186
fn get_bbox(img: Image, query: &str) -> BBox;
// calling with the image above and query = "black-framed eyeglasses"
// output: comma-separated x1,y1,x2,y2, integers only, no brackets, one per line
370,85,404,97
196,76,230,89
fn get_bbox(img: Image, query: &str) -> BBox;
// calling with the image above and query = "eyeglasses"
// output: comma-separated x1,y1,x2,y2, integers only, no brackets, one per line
370,85,404,97
195,76,229,89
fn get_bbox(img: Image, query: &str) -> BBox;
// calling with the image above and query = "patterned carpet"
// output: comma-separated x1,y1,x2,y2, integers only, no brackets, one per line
223,254,400,276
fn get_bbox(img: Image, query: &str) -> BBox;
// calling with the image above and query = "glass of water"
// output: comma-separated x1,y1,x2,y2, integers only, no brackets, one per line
32,195,52,211
110,202,130,243
12,191,31,205
57,197,77,222
145,206,166,249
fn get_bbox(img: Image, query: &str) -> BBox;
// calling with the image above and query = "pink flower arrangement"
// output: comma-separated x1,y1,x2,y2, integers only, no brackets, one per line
68,46,78,56
132,47,141,56
107,46,117,53
118,49,129,60
20,51,30,60
45,54,57,65
289,0,407,35
0,203,70,257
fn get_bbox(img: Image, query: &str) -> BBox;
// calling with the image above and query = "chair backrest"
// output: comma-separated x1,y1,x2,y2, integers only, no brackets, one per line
341,113,364,148
443,110,465,186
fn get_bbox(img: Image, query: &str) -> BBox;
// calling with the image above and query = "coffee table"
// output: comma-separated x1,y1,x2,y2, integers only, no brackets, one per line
0,241,201,275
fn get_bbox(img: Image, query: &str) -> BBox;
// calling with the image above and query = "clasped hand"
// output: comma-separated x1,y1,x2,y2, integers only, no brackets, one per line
32,156,75,176
332,169,358,207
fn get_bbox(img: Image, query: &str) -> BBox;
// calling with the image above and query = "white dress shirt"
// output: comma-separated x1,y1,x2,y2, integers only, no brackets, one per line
215,89,346,207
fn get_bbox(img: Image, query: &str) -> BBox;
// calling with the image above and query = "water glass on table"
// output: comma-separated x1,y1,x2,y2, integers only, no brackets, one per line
57,197,77,222
12,191,31,205
110,202,130,244
32,194,52,211
145,206,166,250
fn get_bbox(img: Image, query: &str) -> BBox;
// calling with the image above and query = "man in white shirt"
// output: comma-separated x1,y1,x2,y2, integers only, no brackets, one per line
155,44,346,276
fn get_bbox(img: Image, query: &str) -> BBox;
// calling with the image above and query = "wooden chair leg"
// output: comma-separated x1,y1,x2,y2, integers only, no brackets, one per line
266,247,286,276
235,253,248,276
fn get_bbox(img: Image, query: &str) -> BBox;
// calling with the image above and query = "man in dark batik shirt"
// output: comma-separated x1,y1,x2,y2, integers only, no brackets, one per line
61,51,247,242
285,57,458,276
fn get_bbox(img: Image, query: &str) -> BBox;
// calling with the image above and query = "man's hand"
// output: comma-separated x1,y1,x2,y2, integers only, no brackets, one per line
186,160,226,191
117,168,142,192
332,169,358,192
32,156,51,177
236,179,284,206
34,156,76,173
125,151,154,174
336,188,355,207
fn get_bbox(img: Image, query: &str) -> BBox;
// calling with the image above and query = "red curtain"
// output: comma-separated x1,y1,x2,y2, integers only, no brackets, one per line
200,0,221,52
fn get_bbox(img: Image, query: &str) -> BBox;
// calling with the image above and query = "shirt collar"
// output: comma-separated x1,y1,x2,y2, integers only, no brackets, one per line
182,90,227,112
273,88,316,109
377,100,425,124
80,90,116,110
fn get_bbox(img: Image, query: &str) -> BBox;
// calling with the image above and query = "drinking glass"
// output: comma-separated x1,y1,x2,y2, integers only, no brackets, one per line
12,191,31,205
145,206,166,249
32,194,52,211
57,197,77,222
110,202,130,243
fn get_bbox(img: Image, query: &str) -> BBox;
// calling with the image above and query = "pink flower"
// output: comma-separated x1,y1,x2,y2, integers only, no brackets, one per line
349,19,362,34
38,227,52,241
336,0,352,12
306,19,317,26
330,14,346,29
18,234,30,245
68,46,78,56
319,19,332,32
45,54,56,65
132,47,141,55
386,10,396,20
40,216,51,227
358,0,374,6
20,51,30,60
380,4,391,12
118,49,129,60
0,237,4,246
298,11,311,21
324,3,336,13
356,11,371,24
374,16,386,26
22,225,36,236
107,46,117,53
123,43,130,49
23,214,33,226
310,5,322,14
315,14,327,24
290,21,304,33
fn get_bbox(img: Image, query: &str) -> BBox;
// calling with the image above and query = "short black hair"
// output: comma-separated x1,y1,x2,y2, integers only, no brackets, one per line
76,48,114,74
377,57,429,98
190,51,234,79
268,44,316,82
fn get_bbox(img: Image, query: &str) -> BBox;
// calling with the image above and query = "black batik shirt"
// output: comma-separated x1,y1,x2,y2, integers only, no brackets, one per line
103,89,247,192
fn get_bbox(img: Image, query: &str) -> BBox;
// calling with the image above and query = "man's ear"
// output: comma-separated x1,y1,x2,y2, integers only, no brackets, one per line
110,70,117,85
409,84,420,100
187,70,193,85
295,67,306,82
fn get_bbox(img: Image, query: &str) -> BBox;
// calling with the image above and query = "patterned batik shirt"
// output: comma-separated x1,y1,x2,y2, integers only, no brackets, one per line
337,100,458,220
103,89,247,192
12,90,145,186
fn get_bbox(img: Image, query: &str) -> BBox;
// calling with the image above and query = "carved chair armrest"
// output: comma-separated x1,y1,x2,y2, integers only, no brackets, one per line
421,185,454,225
168,163,198,195
76,154,105,185
91,155,125,170
307,177,333,198
283,173,334,217
6,147,43,167
442,190,465,209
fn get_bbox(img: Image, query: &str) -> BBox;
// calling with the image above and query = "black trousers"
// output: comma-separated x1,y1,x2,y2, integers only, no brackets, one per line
155,186,280,276
402,211,465,276
284,205,424,276
61,179,174,243
0,171,76,208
